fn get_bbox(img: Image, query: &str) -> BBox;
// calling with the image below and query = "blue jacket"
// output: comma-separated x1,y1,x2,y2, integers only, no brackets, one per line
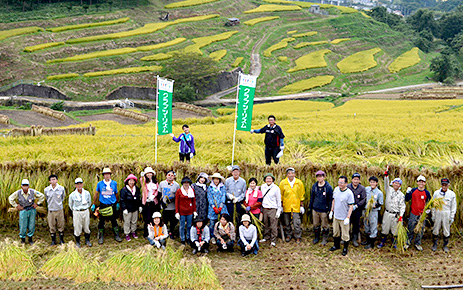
207,183,228,220
309,181,333,213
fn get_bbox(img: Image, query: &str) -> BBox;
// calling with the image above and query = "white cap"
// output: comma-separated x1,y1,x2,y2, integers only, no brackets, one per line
75,178,83,184
152,212,162,219
417,175,426,182
21,179,29,186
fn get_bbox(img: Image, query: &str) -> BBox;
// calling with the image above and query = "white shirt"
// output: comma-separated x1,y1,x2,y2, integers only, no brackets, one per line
261,183,282,211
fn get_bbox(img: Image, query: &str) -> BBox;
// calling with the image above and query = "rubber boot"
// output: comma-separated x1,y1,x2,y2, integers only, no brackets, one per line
342,240,349,256
352,234,359,247
75,235,81,248
364,237,374,249
50,233,57,246
443,236,449,253
361,233,369,246
392,237,397,249
84,233,92,247
21,237,26,244
113,227,122,242
98,229,104,245
313,227,321,244
431,235,438,252
28,236,34,245
329,237,341,251
321,229,329,246
59,232,65,245
377,235,387,249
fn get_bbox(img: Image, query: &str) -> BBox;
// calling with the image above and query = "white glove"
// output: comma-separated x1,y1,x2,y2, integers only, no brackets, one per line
123,209,128,215
190,153,194,158
450,218,454,225
432,215,435,222
250,130,255,134
139,207,143,213
175,213,180,220
328,211,333,220
300,206,305,215
275,209,281,219
193,212,198,218
233,197,238,203
154,240,161,248
280,146,285,151
223,243,227,250
195,241,200,248
425,209,431,214
140,171,145,177
406,187,412,194
343,217,350,225
228,194,234,200
276,150,284,159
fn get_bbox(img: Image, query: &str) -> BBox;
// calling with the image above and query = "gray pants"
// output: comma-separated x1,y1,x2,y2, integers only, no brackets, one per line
433,211,451,237
123,210,139,235
408,213,425,245
262,208,278,243
364,210,379,238
72,209,90,236
283,212,302,239
381,211,399,236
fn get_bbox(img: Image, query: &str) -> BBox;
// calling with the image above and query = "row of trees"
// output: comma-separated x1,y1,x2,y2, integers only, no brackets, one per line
0,0,140,12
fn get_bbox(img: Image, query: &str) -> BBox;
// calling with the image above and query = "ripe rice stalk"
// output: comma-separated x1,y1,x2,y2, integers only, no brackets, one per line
197,257,222,290
414,197,444,233
241,204,264,239
0,239,37,280
364,196,375,219
396,221,408,253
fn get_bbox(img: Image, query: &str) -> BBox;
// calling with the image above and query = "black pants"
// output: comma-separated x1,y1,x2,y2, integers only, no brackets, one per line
179,153,190,162
98,204,119,230
265,146,280,165
350,208,362,236
143,201,161,238
191,241,210,252
163,209,178,237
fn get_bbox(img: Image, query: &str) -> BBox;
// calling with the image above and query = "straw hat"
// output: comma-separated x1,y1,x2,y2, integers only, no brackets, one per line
210,173,225,182
144,167,156,175
102,168,112,174
241,214,251,223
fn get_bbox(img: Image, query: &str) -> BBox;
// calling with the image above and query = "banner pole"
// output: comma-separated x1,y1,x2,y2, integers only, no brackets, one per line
231,72,241,167
155,75,159,164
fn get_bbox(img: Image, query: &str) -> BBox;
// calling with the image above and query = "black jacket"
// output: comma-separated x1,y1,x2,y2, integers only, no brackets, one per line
120,186,141,212
347,183,366,210
309,181,333,213
257,124,285,148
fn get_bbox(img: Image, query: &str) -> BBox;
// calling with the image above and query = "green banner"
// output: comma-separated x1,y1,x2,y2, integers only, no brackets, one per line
236,74,257,131
157,78,174,135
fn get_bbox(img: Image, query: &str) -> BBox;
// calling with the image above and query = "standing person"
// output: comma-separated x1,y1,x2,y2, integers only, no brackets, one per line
260,173,282,247
377,167,405,249
160,170,180,239
190,218,210,255
68,178,92,248
238,214,259,256
243,177,263,219
214,214,236,252
431,178,457,253
148,212,168,249
193,173,209,221
8,179,45,245
120,174,142,242
363,176,384,249
224,165,247,224
309,170,333,246
250,115,285,165
347,173,366,247
140,167,160,239
329,176,354,256
405,175,431,251
175,177,197,245
280,167,305,244
170,124,195,163
92,168,122,244
207,173,228,243
44,174,66,246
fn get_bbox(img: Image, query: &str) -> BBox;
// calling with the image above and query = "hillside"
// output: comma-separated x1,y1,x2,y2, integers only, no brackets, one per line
0,0,433,101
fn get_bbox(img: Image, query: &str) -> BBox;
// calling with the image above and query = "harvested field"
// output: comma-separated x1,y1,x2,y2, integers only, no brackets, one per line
79,113,146,125
0,110,79,127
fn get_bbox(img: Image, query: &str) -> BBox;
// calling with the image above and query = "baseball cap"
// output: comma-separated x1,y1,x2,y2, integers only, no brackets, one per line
391,178,402,185
441,178,450,185
315,170,326,176
75,178,83,184
231,165,241,171
286,167,296,174
417,175,426,182
352,173,361,179
21,179,30,186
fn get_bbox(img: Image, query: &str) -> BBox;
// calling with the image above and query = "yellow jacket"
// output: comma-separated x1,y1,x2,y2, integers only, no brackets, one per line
279,178,305,213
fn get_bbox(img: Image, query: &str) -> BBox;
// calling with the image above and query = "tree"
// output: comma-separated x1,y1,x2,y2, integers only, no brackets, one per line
413,29,434,52
450,32,463,55
406,9,438,36
430,52,461,83
438,7,463,41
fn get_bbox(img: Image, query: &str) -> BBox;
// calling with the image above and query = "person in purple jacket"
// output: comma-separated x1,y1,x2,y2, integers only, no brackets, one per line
170,124,195,162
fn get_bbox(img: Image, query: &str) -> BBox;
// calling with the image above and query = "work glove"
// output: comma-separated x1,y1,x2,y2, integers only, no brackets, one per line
450,218,454,225
353,204,358,211
154,240,161,248
213,207,219,214
250,130,255,134
276,150,284,159
343,217,350,225
246,206,251,212
195,241,200,248
228,194,234,200
406,187,412,194
190,153,194,158
300,206,305,215
175,213,180,220
233,197,238,203
432,214,435,222
425,209,431,214
328,211,333,220
140,171,145,177
218,207,223,213
398,216,403,222
193,212,198,218
123,209,128,215
91,204,96,212
275,209,281,219
139,207,143,213
384,170,388,177
116,203,120,211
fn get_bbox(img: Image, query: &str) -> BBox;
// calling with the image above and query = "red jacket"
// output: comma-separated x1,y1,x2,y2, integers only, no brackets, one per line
175,188,196,215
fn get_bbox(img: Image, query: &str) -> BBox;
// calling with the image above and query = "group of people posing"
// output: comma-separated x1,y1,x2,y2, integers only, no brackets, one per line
8,165,457,256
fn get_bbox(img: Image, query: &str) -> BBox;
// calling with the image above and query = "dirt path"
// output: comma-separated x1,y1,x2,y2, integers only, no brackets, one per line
250,33,269,77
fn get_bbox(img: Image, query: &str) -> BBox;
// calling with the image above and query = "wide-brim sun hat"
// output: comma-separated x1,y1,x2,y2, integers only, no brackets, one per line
144,167,156,175
102,167,112,174
152,212,162,219
241,214,251,223
125,174,138,183
210,173,225,182
263,173,275,182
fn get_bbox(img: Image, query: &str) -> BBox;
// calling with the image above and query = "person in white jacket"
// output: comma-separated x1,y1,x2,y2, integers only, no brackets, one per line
431,178,457,253
260,173,282,248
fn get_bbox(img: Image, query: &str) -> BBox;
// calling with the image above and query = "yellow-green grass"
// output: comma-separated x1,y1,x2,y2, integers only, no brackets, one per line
165,0,220,8
287,30,298,34
232,57,244,67
244,4,302,13
136,38,186,51
361,11,371,18
287,49,331,72
278,75,334,94
0,26,43,41
243,16,280,26
264,37,295,57
65,15,219,44
336,47,381,73
46,73,80,80
47,17,130,32
209,49,227,61
24,42,65,52
180,31,238,55
331,38,351,44
140,53,173,61
262,0,357,13
292,31,317,38
293,40,328,49
278,56,288,62
388,47,421,73
82,66,162,77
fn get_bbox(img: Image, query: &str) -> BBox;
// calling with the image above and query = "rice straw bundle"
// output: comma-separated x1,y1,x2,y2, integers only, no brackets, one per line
364,196,375,219
0,240,37,280
396,221,408,253
7,206,47,214
241,204,264,239
414,197,444,234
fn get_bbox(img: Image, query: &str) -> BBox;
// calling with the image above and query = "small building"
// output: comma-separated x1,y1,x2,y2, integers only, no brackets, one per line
309,4,321,13
225,18,240,26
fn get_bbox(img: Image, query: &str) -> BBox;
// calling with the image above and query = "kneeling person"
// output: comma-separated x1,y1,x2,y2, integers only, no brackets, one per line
69,178,92,247
190,218,210,254
148,212,168,249
214,213,235,252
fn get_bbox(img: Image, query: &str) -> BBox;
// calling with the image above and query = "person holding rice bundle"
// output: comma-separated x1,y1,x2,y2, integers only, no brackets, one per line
175,176,197,245
148,212,168,249
140,167,160,239
347,173,366,247
69,178,92,248
405,175,431,251
238,214,259,256
190,218,210,254
120,174,142,242
242,177,263,219
92,167,122,244
431,178,457,253
44,174,66,246
260,173,282,247
377,167,405,249
9,179,45,245
280,167,305,244
224,165,247,224
214,213,235,252
207,173,228,243
363,176,384,249
309,170,333,246
193,172,209,222
160,170,180,240
170,124,195,163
